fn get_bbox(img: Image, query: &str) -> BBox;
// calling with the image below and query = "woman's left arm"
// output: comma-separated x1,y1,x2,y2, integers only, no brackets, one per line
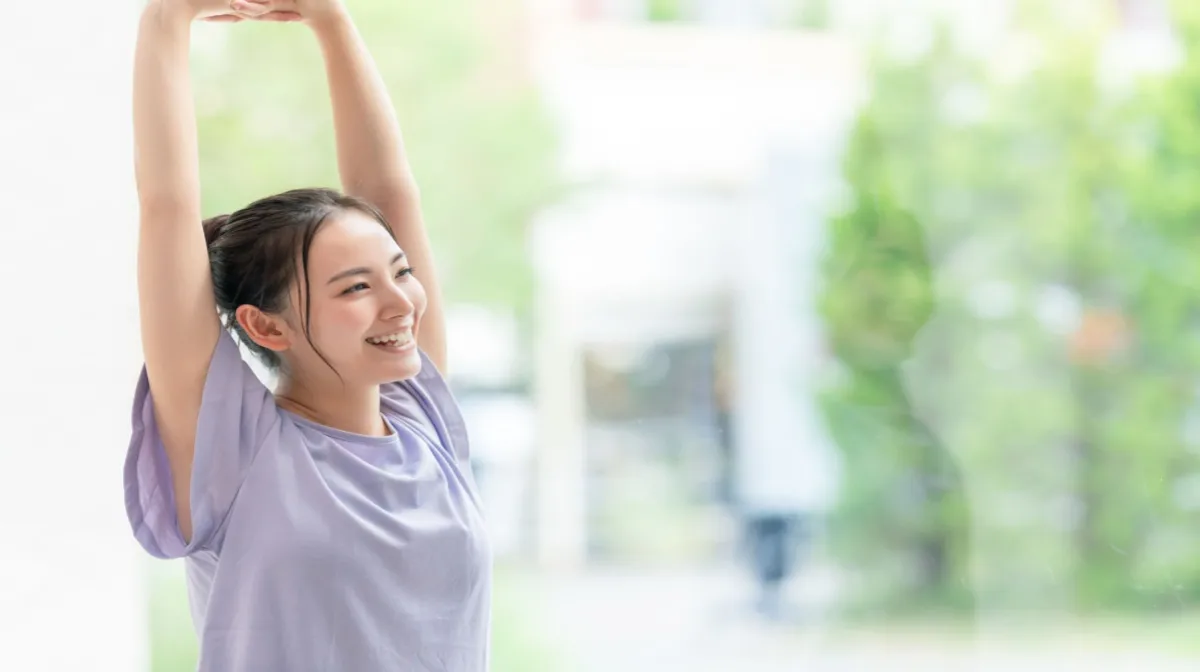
308,4,447,372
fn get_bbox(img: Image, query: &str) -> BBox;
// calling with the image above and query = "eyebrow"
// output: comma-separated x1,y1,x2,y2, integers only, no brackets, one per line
326,252,406,285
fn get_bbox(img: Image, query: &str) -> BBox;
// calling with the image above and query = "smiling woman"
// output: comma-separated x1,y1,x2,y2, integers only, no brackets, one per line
122,0,492,670
201,188,427,406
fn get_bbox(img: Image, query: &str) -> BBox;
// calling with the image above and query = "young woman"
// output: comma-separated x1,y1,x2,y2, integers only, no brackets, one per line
123,0,492,669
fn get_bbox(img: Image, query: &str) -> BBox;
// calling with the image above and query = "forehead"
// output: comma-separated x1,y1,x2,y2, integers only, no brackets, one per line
307,209,400,271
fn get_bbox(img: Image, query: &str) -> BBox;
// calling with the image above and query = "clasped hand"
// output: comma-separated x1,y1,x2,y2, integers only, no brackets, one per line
171,0,345,24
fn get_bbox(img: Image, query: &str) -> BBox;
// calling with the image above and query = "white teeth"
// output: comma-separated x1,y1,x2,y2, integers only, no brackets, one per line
367,331,413,346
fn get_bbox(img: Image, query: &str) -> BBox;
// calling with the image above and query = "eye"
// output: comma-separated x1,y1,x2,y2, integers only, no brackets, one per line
396,267,414,280
341,282,369,295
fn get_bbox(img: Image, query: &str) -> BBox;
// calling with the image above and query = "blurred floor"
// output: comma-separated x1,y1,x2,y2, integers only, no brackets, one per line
534,563,1200,672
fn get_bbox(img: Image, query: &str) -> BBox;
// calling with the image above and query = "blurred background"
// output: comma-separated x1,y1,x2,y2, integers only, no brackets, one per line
8,0,1200,670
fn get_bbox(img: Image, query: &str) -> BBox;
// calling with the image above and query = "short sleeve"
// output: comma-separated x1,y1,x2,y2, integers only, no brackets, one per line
123,329,279,559
380,349,471,463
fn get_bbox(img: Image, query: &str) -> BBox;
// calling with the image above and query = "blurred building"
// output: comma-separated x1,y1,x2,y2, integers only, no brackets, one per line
521,0,859,569
480,0,1181,575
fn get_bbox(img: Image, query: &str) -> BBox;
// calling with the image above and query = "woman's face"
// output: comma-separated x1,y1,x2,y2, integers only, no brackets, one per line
283,208,427,387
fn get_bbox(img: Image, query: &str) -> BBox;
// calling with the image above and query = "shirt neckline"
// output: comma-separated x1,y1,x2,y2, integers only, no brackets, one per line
278,408,401,446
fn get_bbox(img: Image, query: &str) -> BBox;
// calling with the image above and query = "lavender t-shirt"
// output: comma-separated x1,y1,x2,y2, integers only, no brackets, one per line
123,329,492,671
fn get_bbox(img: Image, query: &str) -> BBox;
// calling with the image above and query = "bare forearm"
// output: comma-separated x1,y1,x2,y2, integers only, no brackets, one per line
133,1,202,215
309,9,447,370
311,11,416,202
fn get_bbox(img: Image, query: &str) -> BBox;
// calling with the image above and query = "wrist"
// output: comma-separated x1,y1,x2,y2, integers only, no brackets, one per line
305,6,353,36
142,0,197,28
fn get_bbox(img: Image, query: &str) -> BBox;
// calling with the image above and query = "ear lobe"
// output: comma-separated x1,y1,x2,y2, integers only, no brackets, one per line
234,305,292,353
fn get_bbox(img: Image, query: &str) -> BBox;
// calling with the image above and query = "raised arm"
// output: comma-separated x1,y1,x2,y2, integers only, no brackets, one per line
306,3,449,373
132,0,276,542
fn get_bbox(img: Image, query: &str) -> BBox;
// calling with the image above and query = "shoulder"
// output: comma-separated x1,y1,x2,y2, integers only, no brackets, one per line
124,327,282,559
381,349,471,461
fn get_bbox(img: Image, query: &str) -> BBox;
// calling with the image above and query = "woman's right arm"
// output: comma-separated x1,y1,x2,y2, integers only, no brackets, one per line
132,0,258,543
134,0,217,543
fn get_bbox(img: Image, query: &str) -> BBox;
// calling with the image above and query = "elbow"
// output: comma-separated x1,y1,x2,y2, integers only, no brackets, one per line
137,192,200,220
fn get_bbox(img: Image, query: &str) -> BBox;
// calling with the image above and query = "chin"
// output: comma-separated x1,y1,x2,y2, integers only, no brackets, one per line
375,349,423,384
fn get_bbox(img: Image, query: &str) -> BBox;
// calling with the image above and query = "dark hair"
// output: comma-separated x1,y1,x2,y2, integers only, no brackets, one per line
202,187,395,373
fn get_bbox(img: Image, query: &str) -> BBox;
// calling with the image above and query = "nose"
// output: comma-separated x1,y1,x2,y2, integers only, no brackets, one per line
382,280,415,320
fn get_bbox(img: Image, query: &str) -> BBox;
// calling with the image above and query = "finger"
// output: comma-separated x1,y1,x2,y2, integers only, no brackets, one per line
238,0,293,11
257,11,303,21
229,0,271,17
203,14,243,22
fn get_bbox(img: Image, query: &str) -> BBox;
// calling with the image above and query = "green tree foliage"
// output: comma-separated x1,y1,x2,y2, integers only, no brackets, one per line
818,5,1200,613
1110,0,1200,608
818,31,974,613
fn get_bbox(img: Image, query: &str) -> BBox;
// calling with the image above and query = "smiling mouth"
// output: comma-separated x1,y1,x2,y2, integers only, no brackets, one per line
366,329,415,351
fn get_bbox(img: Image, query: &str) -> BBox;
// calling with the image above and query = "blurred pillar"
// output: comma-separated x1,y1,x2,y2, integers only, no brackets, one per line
0,0,148,669
730,148,840,518
531,274,588,570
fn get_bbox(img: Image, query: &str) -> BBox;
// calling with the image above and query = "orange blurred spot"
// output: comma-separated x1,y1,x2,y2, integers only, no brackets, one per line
1070,310,1130,364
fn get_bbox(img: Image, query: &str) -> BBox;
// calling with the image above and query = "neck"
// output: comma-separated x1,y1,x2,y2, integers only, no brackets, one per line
274,375,388,437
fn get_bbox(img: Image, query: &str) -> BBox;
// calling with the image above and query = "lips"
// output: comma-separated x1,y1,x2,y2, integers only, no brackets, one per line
366,327,415,351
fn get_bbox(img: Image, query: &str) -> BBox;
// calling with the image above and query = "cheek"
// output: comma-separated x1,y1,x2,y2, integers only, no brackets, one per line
410,279,429,315
307,300,374,347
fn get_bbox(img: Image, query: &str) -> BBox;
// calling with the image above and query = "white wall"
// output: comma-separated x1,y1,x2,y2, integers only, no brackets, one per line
0,1,148,669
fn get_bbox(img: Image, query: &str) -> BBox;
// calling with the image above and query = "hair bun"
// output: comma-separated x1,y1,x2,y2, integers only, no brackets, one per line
202,214,232,247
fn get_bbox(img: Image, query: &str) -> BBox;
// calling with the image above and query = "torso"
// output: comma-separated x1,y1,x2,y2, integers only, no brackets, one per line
186,381,492,671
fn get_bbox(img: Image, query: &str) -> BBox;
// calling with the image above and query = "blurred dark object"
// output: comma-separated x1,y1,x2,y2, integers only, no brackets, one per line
745,512,808,620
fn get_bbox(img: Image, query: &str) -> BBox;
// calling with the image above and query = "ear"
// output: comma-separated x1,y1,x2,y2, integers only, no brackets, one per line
234,305,293,353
